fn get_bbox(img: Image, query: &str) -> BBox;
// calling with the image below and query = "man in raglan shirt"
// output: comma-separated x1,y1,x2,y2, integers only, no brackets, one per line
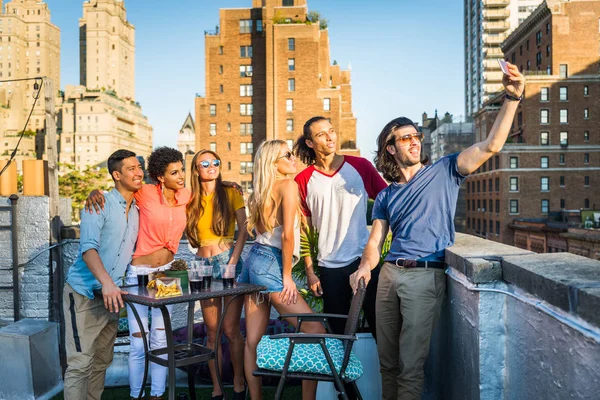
294,116,387,338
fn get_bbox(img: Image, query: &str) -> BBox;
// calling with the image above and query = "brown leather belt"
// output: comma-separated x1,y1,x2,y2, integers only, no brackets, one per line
394,258,445,269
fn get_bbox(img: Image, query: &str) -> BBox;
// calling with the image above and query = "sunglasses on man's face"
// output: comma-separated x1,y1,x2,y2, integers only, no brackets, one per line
394,132,424,146
277,151,293,160
198,159,221,169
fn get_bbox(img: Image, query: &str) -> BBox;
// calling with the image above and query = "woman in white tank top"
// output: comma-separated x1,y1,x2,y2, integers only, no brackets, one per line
238,140,325,400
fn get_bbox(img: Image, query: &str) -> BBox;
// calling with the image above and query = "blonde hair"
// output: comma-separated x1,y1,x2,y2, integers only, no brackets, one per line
247,140,298,236
185,149,231,248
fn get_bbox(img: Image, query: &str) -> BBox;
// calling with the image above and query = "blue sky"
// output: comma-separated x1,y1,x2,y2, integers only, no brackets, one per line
44,0,464,160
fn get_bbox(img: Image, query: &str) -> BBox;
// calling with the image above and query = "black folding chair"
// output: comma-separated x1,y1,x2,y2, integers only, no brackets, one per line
253,278,367,400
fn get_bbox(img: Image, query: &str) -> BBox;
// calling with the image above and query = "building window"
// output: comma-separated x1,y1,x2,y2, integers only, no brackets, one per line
541,177,549,191
488,199,492,213
286,99,293,112
286,139,294,150
560,199,565,209
559,87,568,101
323,98,331,111
495,178,500,192
209,142,217,152
240,123,253,135
560,132,568,146
496,199,500,213
509,177,519,192
219,84,224,94
540,156,549,168
584,86,589,96
559,109,568,124
536,30,542,45
227,123,231,132
584,176,590,187
495,156,499,170
546,45,551,57
240,46,253,58
288,38,295,51
559,154,565,164
209,104,216,116
227,104,231,113
240,142,254,154
219,65,223,74
540,132,549,145
240,104,254,116
239,19,253,34
509,157,518,169
584,109,589,119
240,161,254,174
488,178,493,192
209,123,217,136
483,180,487,192
559,64,568,78
283,0,294,5
546,22,551,35
541,199,549,214
536,52,542,67
584,131,589,141
240,65,253,77
288,78,295,92
540,109,549,124
510,200,519,215
540,87,549,102
286,119,294,132
496,221,500,236
288,58,295,71
256,20,263,32
240,84,253,96
585,199,590,209
519,45,523,56
219,46,223,55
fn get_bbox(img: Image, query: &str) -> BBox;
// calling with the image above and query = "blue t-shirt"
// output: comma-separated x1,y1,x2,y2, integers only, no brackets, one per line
372,153,467,262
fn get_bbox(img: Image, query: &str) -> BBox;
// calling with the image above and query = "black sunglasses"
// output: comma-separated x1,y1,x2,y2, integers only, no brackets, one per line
198,159,221,169
277,151,293,160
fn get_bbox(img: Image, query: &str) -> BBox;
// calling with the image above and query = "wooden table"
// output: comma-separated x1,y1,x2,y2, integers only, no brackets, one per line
123,281,266,400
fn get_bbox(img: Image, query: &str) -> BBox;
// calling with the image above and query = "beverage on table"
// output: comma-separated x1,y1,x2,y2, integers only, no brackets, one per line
199,264,213,290
220,264,236,288
187,264,203,294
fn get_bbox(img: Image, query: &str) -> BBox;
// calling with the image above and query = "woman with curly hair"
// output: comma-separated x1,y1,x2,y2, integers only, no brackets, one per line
86,146,189,400
238,140,325,400
185,149,248,400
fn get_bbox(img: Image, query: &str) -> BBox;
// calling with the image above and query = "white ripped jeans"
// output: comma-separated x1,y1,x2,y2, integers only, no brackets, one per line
126,264,173,398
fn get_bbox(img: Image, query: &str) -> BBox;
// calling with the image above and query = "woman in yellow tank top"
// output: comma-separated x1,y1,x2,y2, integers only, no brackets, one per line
185,149,248,400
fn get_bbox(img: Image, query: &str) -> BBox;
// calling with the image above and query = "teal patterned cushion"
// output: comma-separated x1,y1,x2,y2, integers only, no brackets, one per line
256,336,363,381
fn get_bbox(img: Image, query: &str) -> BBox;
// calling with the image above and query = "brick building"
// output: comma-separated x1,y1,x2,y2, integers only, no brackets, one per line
195,0,358,190
465,0,600,246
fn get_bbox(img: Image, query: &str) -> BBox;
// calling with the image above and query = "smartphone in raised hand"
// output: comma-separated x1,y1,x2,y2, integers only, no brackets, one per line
498,59,510,75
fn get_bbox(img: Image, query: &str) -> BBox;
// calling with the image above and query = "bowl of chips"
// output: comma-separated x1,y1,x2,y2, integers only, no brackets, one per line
147,277,182,299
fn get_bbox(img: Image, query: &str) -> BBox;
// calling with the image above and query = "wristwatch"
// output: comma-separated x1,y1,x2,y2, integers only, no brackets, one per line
505,93,523,102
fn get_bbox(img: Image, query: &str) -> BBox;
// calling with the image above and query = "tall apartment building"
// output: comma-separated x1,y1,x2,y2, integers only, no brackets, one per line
195,0,359,190
465,0,543,117
57,0,151,171
465,0,600,247
79,0,135,100
0,0,60,166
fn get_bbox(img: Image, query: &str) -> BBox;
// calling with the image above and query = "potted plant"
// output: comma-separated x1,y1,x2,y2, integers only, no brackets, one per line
165,259,189,290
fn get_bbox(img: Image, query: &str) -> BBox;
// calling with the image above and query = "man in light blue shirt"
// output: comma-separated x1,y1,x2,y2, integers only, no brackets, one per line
63,149,143,400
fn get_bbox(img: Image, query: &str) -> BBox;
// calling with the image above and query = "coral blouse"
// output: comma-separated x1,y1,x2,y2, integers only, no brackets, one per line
132,184,191,258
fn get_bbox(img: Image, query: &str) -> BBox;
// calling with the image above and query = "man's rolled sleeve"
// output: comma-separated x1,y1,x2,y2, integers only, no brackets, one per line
78,208,105,254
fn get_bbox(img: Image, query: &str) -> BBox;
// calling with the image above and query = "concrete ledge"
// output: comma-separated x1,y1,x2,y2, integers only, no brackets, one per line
502,252,600,326
446,233,534,283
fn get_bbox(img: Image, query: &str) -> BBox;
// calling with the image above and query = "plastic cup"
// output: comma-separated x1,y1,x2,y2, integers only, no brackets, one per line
187,268,203,293
220,264,236,288
136,265,152,287
199,264,213,290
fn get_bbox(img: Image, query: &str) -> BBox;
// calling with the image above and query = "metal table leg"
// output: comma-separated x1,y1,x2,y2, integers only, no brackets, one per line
160,305,177,400
214,294,243,400
125,300,149,400
187,300,197,400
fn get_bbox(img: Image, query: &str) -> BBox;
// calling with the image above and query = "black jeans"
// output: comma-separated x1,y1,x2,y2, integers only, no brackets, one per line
319,258,380,339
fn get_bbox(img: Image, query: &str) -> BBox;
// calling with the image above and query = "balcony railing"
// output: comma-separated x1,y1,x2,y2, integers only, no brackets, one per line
483,35,506,45
483,47,504,57
483,8,510,19
483,0,510,7
483,21,510,31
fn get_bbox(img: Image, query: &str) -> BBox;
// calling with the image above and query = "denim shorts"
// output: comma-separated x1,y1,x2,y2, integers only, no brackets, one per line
238,243,284,293
195,247,243,279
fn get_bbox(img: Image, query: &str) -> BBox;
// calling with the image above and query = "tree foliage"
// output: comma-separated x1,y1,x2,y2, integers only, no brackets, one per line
58,164,113,222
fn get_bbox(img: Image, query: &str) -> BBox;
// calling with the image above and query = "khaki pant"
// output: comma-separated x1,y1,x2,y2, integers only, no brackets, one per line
376,262,446,400
63,283,119,400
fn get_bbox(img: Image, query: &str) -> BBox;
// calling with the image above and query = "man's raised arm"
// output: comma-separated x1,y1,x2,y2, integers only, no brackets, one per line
457,62,525,176
350,218,389,293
